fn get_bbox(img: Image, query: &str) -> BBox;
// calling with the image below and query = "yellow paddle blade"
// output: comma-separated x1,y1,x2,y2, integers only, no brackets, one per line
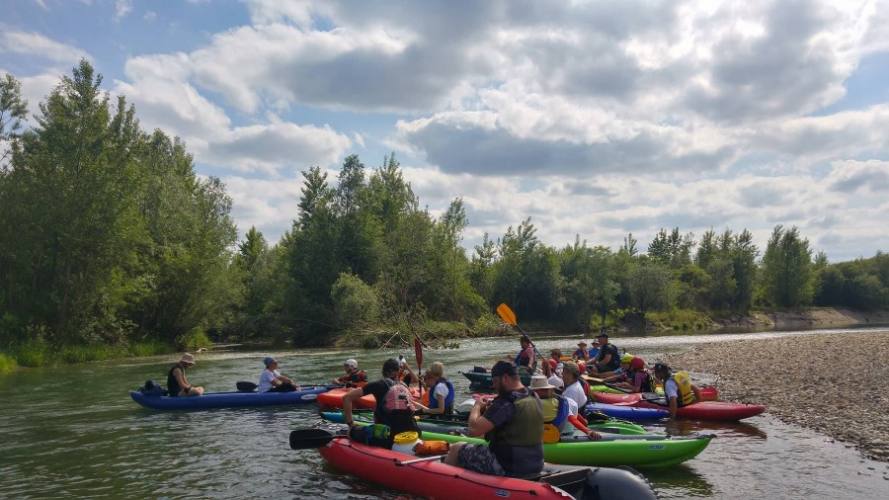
496,303,517,326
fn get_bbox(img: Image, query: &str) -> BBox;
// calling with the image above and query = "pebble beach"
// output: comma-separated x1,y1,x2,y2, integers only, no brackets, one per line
664,330,889,462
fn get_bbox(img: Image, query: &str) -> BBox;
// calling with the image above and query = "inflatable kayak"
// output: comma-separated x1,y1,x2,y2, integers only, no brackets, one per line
402,428,711,469
129,385,331,410
583,402,669,421
321,410,649,436
462,370,532,389
317,435,657,499
317,386,421,410
591,392,766,421
588,384,719,401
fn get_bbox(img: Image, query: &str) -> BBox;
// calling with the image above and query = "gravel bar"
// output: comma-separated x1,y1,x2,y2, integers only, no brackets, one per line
664,330,889,462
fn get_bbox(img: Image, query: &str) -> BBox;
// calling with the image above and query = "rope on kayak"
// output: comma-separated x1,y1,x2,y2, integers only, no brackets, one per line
341,440,542,495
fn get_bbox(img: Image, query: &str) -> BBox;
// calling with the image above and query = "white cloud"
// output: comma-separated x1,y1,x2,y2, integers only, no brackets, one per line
113,0,133,22
0,31,89,64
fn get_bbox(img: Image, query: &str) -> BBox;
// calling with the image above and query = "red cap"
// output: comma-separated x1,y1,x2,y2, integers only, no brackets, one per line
629,357,644,371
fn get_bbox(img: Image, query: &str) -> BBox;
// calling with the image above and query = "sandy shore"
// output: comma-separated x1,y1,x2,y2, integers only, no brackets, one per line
664,330,889,462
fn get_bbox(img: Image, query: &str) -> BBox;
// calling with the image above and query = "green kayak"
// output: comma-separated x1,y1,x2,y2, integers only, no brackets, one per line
420,430,712,468
321,410,648,436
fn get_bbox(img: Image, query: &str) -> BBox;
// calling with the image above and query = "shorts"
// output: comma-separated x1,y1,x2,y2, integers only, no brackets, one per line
457,444,506,476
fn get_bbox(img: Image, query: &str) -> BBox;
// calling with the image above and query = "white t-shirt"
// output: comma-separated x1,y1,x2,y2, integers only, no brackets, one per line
664,378,679,401
548,374,564,390
258,369,280,392
431,380,451,404
562,380,587,410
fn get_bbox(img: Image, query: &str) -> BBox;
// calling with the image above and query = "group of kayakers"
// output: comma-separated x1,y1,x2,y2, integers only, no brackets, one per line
159,333,705,480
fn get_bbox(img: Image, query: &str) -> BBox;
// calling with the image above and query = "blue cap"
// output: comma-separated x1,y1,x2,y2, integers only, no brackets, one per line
263,357,277,367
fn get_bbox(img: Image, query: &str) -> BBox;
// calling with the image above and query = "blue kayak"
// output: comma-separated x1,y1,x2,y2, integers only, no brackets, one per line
584,402,669,421
130,385,332,410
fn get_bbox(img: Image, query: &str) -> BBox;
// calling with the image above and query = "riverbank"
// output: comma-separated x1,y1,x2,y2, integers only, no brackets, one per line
663,330,889,462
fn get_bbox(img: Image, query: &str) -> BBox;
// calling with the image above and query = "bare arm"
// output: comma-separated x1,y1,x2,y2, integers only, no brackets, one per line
173,367,190,391
424,393,446,415
467,401,495,437
668,397,678,419
342,387,364,426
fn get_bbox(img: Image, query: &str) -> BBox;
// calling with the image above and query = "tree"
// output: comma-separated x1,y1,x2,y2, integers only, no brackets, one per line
0,73,28,171
761,225,814,308
628,258,674,323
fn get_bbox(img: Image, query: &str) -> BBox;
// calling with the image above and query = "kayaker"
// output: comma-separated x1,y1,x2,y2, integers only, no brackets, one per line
572,341,590,361
653,362,702,419
587,332,621,377
333,358,367,387
258,357,298,392
560,362,589,409
549,349,564,369
342,358,420,447
416,361,455,416
513,336,536,374
603,356,654,393
167,353,204,397
444,361,544,477
529,374,601,441
542,358,564,389
588,339,601,360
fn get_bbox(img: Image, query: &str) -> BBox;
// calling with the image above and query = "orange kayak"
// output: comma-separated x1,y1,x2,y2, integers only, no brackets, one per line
317,386,421,410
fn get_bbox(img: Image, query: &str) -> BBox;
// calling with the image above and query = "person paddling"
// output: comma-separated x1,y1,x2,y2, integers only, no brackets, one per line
445,361,544,477
333,359,367,387
653,362,702,419
416,361,455,416
167,353,204,397
572,341,590,361
513,337,536,374
258,357,298,392
342,358,420,448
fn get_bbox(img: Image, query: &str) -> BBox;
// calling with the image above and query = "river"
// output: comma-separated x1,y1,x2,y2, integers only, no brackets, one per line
2,327,888,499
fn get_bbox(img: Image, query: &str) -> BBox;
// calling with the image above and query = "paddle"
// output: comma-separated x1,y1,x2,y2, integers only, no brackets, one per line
289,428,339,450
396,455,446,466
414,333,424,401
496,303,543,360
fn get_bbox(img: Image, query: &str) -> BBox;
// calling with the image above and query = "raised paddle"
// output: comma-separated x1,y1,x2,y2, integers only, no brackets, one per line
496,303,543,360
289,428,339,450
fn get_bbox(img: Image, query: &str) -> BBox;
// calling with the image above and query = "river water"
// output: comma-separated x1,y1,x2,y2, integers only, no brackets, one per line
2,327,889,499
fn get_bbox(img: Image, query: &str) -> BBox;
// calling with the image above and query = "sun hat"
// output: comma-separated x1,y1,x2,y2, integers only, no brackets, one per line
621,353,634,364
263,356,277,367
179,353,195,365
577,340,588,346
529,374,556,390
344,359,358,369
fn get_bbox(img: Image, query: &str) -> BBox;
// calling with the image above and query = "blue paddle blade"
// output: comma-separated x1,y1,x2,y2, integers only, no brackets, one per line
289,428,335,450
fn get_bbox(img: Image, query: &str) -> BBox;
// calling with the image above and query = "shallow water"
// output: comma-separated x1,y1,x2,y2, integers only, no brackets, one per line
2,326,888,499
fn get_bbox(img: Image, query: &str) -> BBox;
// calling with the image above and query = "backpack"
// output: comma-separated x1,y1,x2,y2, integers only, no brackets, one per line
140,380,168,397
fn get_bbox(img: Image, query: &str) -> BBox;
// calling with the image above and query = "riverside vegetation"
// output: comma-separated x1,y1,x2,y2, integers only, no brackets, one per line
2,61,889,369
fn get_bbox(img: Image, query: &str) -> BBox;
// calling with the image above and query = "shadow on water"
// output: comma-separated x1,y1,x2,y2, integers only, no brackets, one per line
642,464,716,498
663,419,768,440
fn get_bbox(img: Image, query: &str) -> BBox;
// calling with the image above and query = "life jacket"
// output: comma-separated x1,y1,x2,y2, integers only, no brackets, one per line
487,389,543,448
671,371,696,406
374,379,420,442
630,370,654,393
427,378,455,414
514,348,532,367
350,370,367,384
539,395,570,443
167,365,184,397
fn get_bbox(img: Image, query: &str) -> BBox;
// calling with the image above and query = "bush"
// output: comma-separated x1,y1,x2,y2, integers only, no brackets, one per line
177,328,213,350
331,273,380,329
472,313,509,337
13,340,49,367
128,340,170,357
0,353,17,375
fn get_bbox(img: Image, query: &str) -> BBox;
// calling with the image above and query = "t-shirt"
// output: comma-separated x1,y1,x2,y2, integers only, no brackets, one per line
547,373,564,390
258,369,280,392
432,381,450,402
572,348,589,359
483,388,544,475
516,346,535,367
362,379,394,423
562,380,588,409
595,343,620,371
664,378,679,401
588,347,600,359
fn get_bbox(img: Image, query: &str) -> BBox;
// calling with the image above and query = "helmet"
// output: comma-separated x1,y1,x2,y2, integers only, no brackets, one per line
344,359,358,369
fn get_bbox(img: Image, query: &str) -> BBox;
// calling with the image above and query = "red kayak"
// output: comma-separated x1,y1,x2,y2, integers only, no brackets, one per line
317,387,421,410
318,436,657,499
591,392,765,421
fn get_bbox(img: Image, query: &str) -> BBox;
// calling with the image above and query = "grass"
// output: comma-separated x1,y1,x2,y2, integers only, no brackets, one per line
1,339,175,371
646,309,715,331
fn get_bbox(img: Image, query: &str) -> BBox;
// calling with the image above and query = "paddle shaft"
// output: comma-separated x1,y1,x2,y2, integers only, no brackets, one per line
396,455,446,466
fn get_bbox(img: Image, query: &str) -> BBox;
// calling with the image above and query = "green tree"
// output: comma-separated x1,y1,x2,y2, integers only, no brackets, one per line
761,225,814,307
628,258,674,321
0,73,28,171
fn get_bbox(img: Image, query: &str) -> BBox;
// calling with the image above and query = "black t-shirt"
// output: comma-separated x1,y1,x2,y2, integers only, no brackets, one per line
596,343,621,371
362,379,393,423
362,378,419,438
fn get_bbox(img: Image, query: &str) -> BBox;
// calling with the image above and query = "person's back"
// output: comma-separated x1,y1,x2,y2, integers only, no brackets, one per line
485,387,544,476
361,360,420,443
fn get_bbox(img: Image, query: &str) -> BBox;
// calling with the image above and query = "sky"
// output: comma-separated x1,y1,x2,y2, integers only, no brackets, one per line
2,0,889,262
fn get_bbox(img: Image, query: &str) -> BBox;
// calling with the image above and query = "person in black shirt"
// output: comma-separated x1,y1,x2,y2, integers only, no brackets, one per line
587,332,621,377
342,358,420,448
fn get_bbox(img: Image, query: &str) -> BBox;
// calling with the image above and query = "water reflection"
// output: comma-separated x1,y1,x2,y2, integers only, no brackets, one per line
662,419,768,440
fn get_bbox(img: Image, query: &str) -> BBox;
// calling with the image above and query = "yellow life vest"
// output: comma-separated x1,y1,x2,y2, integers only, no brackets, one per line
672,371,696,406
